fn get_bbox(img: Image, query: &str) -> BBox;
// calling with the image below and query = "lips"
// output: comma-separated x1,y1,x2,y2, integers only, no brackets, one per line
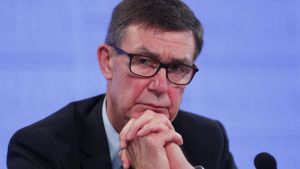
135,103,169,114
139,102,168,108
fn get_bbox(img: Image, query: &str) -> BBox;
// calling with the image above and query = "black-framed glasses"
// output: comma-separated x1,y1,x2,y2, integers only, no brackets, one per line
109,44,198,85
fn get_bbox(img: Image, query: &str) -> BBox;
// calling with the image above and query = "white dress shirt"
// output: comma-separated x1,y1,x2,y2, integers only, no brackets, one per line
102,97,122,169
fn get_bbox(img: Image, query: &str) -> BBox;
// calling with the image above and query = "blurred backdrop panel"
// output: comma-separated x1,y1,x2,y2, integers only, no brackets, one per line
0,0,299,169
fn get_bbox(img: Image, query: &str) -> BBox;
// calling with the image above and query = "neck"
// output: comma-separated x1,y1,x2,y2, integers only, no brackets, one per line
105,91,126,133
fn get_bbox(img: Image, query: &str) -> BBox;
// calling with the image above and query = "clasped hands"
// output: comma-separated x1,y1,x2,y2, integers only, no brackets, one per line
119,110,194,169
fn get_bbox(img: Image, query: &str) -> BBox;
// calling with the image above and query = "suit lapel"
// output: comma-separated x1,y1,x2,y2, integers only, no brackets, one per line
79,95,112,169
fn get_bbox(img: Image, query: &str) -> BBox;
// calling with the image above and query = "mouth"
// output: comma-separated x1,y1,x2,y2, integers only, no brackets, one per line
135,103,169,116
141,102,167,108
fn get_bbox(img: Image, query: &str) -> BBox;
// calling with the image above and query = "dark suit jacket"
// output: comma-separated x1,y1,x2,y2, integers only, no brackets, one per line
7,94,237,169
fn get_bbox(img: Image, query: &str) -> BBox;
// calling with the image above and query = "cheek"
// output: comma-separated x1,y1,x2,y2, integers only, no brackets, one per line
118,80,150,120
123,80,145,103
168,87,185,120
112,72,148,110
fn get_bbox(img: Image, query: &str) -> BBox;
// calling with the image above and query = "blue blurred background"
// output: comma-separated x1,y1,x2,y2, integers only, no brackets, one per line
0,0,299,168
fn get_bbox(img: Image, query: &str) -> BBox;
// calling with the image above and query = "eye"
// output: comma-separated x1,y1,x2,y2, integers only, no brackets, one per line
170,65,180,71
132,55,157,67
137,57,151,64
169,65,191,74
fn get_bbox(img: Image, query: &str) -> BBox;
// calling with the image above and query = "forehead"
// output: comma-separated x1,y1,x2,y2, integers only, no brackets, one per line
120,25,196,64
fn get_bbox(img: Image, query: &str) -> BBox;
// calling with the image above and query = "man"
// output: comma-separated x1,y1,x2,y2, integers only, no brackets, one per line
7,0,237,169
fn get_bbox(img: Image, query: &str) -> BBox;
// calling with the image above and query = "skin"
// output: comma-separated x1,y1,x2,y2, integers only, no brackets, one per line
120,117,181,169
98,24,195,132
119,111,194,169
97,24,196,168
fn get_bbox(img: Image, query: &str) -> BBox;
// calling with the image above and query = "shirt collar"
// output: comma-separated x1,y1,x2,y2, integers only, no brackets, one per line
102,96,120,160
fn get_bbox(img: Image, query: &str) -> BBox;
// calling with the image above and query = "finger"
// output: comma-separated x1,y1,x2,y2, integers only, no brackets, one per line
155,130,184,146
156,115,174,131
120,119,135,149
120,149,130,169
165,143,194,169
127,110,175,140
126,110,155,140
145,112,174,131
137,123,169,137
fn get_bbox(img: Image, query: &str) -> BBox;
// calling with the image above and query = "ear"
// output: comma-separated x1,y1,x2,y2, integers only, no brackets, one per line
97,44,113,80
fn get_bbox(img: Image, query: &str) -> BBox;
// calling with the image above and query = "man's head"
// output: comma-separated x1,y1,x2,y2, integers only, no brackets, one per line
98,0,203,132
105,0,203,60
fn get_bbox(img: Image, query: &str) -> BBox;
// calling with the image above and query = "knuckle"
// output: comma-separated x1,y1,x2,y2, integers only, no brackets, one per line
144,109,155,116
159,123,168,130
143,123,150,131
156,112,166,119
144,134,156,143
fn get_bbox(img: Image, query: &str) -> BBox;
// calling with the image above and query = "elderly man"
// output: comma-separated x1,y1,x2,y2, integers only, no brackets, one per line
7,0,237,169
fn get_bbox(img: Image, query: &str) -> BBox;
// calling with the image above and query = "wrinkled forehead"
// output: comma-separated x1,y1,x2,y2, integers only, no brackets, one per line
120,24,196,64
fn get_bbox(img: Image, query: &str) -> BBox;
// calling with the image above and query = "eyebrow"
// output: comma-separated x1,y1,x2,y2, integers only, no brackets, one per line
131,46,191,65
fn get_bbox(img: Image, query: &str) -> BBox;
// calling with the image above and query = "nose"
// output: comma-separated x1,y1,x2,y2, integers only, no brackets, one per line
148,68,168,94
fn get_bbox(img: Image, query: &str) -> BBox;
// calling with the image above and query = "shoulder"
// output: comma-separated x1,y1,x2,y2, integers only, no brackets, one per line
7,94,105,168
173,110,224,134
18,94,104,132
10,94,105,142
173,110,227,149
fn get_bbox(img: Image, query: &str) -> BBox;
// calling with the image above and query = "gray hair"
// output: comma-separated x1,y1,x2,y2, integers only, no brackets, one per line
105,0,204,60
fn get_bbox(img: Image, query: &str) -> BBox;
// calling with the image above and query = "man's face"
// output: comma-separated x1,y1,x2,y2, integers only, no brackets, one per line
104,25,196,132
